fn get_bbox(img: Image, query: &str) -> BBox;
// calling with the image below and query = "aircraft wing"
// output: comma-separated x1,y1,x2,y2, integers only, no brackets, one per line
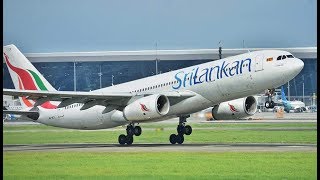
3,89,195,110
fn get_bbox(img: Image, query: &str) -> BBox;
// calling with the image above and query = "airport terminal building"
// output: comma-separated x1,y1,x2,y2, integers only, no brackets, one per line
3,47,317,106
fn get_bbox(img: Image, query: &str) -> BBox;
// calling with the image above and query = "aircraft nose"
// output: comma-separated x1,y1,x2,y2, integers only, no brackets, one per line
294,58,304,72
283,58,304,82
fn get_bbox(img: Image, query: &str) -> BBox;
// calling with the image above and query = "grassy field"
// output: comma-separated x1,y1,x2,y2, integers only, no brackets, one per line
4,151,316,179
3,122,317,179
3,123,317,144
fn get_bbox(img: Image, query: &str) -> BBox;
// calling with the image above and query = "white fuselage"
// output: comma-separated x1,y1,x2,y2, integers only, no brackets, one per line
35,50,304,129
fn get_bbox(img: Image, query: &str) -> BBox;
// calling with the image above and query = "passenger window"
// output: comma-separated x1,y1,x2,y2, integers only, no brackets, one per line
277,56,282,60
282,55,286,60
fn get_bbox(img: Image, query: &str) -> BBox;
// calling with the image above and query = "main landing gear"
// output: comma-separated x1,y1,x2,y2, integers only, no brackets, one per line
118,123,142,145
169,115,192,144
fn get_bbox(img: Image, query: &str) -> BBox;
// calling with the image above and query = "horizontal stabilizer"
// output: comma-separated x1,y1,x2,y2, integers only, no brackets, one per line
3,110,39,115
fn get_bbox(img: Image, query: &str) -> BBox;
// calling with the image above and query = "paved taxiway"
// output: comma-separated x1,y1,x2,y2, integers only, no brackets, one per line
4,143,316,152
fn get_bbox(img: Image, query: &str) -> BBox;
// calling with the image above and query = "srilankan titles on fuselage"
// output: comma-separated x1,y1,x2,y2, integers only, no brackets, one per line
172,58,252,89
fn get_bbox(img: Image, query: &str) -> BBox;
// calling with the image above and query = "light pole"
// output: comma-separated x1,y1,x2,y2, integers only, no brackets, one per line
155,42,159,75
218,40,222,59
302,75,304,103
287,81,290,101
98,65,102,89
73,60,76,91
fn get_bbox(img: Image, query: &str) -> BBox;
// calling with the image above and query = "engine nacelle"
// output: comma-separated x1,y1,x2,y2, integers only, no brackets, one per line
211,96,257,120
123,94,170,121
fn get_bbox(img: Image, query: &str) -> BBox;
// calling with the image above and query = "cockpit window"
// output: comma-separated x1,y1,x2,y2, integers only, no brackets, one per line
282,55,286,60
286,55,294,58
277,56,282,60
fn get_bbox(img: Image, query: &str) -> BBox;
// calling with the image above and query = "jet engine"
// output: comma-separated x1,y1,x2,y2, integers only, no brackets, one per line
123,94,170,121
211,96,257,120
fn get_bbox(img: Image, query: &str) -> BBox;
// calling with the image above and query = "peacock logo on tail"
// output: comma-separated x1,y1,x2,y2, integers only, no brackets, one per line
4,53,57,109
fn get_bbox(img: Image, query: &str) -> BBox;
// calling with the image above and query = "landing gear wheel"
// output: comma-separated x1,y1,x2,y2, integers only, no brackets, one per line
169,134,177,144
177,125,185,135
118,134,127,145
126,135,133,145
126,126,134,136
184,125,192,135
270,101,275,108
176,135,184,144
134,126,142,136
265,101,270,108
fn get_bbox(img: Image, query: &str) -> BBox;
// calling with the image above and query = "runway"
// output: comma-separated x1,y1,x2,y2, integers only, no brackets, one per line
4,143,316,152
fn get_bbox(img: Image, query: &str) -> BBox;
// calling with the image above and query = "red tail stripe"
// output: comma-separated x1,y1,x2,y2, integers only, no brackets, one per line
4,53,38,90
5,53,57,109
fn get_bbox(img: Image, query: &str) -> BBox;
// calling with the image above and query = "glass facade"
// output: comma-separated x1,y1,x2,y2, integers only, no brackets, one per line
3,58,317,103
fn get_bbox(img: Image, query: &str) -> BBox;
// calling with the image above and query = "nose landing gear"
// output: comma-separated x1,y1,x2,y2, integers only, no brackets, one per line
265,88,275,109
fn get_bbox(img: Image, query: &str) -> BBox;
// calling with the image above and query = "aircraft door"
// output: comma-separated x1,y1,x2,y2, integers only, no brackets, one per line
255,54,264,72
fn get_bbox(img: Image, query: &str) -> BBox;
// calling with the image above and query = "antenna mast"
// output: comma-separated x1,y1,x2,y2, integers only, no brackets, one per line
155,42,159,75
243,40,250,53
218,41,222,59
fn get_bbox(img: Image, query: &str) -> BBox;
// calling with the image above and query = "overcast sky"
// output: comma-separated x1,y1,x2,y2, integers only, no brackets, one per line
3,0,317,53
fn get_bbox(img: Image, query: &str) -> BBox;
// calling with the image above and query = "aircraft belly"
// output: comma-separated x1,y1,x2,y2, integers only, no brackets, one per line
167,94,213,116
38,107,126,130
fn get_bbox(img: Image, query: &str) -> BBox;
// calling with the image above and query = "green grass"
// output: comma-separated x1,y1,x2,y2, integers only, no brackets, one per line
4,151,317,179
4,128,316,144
3,122,317,144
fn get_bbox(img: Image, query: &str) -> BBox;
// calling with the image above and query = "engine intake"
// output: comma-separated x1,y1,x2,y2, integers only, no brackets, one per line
123,94,170,121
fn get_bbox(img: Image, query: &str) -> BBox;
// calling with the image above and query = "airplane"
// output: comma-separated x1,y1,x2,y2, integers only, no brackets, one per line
279,86,306,113
200,96,257,120
3,44,304,145
305,105,317,113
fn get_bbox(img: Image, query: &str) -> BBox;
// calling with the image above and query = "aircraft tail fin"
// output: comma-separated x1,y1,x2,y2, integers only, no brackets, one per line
3,44,57,109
